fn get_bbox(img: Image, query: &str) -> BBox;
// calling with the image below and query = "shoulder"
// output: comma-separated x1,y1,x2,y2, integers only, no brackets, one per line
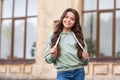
49,32,54,36
48,32,54,39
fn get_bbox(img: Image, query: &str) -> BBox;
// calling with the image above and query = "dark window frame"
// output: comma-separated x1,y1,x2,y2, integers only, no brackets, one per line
0,0,37,63
83,0,120,61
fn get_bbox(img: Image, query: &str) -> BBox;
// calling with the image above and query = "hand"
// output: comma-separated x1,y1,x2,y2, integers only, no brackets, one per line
50,46,57,57
82,51,89,60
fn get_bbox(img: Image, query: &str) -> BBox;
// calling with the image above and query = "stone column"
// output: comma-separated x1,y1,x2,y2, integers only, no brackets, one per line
0,0,2,19
79,0,83,26
32,0,56,79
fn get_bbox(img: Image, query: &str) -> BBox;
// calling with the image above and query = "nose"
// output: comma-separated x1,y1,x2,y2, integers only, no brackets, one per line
67,18,71,22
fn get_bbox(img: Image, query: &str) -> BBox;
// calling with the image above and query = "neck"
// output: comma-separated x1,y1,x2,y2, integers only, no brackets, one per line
62,28,72,33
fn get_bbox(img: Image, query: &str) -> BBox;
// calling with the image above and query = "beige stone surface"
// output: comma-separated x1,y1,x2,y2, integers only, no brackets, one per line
93,64,108,75
113,64,120,75
0,65,6,73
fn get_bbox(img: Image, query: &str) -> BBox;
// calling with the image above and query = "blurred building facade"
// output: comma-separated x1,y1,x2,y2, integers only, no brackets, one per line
0,0,120,80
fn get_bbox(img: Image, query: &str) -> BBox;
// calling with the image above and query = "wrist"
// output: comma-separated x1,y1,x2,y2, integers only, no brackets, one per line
51,53,57,57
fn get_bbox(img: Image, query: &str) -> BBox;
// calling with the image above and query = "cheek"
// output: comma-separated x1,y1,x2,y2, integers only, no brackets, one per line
62,19,65,23
71,21,75,26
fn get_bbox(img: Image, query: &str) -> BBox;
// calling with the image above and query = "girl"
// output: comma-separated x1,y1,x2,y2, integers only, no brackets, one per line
45,8,89,80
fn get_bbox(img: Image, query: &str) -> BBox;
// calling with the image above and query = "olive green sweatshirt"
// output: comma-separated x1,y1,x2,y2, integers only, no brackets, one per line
45,32,89,72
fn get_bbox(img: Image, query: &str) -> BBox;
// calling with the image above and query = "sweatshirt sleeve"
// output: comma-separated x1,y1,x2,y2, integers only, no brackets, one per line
44,32,57,64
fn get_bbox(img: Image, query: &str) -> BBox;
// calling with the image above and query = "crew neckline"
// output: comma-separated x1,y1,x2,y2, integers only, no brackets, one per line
61,31,72,34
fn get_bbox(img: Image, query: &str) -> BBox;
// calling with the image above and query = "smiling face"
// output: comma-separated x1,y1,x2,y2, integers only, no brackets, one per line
62,11,75,32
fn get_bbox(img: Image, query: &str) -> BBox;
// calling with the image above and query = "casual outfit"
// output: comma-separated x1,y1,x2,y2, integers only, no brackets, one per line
45,32,89,80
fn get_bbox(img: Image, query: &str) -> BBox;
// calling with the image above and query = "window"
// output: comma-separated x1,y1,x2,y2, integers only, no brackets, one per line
99,0,114,10
0,0,38,62
83,12,96,58
116,0,120,8
83,0,120,60
83,0,97,10
115,11,120,57
99,12,113,57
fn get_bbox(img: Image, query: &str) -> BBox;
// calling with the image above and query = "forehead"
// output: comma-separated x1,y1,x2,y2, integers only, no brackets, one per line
65,11,75,17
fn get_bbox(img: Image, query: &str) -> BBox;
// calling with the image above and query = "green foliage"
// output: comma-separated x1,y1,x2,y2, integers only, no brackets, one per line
116,51,120,57
31,42,36,57
85,38,96,58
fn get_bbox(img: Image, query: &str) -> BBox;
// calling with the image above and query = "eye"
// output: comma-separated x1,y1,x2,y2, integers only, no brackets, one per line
70,17,75,21
65,16,68,18
71,18,75,21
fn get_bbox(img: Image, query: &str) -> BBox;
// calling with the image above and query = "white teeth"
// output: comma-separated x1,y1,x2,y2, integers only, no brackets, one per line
65,22,70,25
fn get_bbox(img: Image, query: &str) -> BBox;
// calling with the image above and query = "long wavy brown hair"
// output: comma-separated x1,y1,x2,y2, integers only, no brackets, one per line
51,8,85,59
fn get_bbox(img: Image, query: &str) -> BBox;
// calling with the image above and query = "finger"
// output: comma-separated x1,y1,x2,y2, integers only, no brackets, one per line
82,53,88,59
83,52,88,56
82,52,86,57
54,50,57,53
53,46,57,49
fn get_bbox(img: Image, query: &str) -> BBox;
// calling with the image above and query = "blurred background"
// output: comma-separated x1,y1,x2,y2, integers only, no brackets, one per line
0,0,120,80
